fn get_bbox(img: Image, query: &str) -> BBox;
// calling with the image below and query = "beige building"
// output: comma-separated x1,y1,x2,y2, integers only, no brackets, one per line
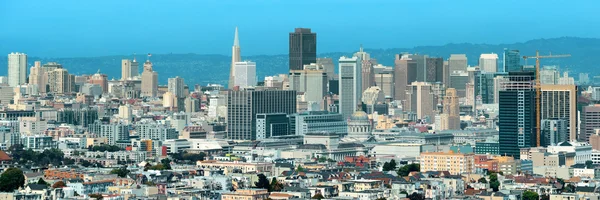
196,160,274,174
420,151,474,175
141,59,158,97
541,84,577,141
288,63,328,104
222,189,269,200
29,61,43,94
440,88,460,130
47,68,72,94
406,82,435,122
121,58,139,80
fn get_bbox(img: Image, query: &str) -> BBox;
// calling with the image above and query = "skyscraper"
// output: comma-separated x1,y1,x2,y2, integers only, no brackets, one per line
8,52,27,87
504,48,521,72
498,72,537,158
425,57,444,83
393,55,417,101
47,68,72,94
406,82,435,122
372,64,394,98
541,119,568,146
233,61,256,88
29,61,42,93
316,58,335,80
440,88,460,130
168,76,185,98
540,84,577,142
289,28,316,71
479,53,499,73
582,105,600,142
338,56,362,119
448,54,468,73
227,89,296,140
228,27,242,89
141,57,158,97
121,58,139,80
354,46,375,94
409,54,428,82
289,63,328,104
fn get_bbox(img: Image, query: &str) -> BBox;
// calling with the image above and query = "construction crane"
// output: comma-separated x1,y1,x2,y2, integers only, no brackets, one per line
523,51,571,147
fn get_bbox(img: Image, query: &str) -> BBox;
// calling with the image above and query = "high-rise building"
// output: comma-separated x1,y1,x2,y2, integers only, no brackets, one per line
89,70,108,93
440,88,460,130
475,72,508,104
409,54,428,82
541,119,568,146
581,105,600,142
498,72,537,158
539,66,559,85
426,57,445,83
372,64,394,98
289,28,317,71
168,76,185,98
503,48,521,72
316,58,335,80
540,84,577,141
227,89,296,140
393,55,417,101
29,61,42,93
8,52,27,87
338,56,362,119
228,27,242,89
89,120,129,145
479,53,499,73
256,113,290,140
233,61,256,88
289,63,328,104
141,58,158,97
406,82,435,122
579,73,590,85
136,122,178,141
121,58,139,80
354,46,375,94
449,72,469,98
47,68,72,94
448,54,468,73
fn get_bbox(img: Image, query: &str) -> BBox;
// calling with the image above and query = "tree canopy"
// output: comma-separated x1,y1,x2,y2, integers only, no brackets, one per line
0,168,25,192
523,190,539,200
110,167,130,178
88,145,121,152
397,163,420,176
382,159,398,171
255,174,270,190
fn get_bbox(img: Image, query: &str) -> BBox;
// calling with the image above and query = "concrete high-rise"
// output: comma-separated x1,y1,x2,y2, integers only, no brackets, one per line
289,63,328,104
233,61,256,88
316,58,335,80
227,89,296,140
8,52,27,87
141,57,158,97
228,27,242,89
503,48,521,72
289,28,316,71
540,84,577,141
479,53,499,73
581,105,600,142
338,56,362,119
373,64,394,98
448,54,468,73
498,72,537,158
541,119,568,146
29,61,43,93
47,68,72,94
440,88,460,130
121,58,139,80
168,76,185,98
354,46,375,94
406,82,435,122
409,54,428,82
393,54,417,101
425,57,445,83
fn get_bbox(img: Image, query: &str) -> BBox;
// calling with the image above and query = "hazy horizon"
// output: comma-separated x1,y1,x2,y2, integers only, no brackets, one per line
2,0,599,58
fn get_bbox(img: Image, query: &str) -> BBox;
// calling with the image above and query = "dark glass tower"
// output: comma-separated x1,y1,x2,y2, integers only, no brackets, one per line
504,48,522,72
289,28,317,71
498,72,537,158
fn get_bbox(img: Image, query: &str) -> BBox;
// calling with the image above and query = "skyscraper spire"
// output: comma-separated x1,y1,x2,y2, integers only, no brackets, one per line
360,44,363,53
234,26,240,47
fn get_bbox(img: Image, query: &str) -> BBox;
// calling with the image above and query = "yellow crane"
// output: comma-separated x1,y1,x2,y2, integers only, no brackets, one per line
522,51,571,147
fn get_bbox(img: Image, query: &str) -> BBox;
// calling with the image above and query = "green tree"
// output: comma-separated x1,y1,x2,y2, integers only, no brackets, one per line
255,174,270,190
489,172,500,191
383,159,398,171
52,181,66,188
269,177,284,192
523,190,539,200
160,158,172,170
478,177,488,183
110,167,130,178
0,168,25,192
407,192,425,200
148,164,166,171
89,193,103,200
37,178,48,185
318,157,327,163
541,194,550,200
586,160,594,168
312,193,325,199
397,163,420,176
296,165,304,172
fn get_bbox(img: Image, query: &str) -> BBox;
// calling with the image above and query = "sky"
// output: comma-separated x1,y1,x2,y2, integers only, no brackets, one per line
1,0,599,58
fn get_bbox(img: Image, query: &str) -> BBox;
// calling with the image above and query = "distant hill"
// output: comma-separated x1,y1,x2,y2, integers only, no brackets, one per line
1,37,597,86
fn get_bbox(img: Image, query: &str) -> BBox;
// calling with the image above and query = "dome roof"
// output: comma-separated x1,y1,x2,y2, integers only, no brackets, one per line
350,111,368,121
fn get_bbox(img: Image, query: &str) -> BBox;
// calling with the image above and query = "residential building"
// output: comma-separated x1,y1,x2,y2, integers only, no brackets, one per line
168,76,185,98
88,120,129,145
141,58,158,97
47,68,72,94
222,189,269,200
8,52,27,87
136,122,178,142
420,151,475,175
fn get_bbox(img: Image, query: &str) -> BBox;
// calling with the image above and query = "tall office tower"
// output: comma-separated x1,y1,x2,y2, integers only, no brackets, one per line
539,66,559,84
338,56,362,119
233,61,256,88
406,82,435,122
141,57,158,97
540,84,577,142
228,27,242,89
498,72,537,158
579,73,590,85
449,72,469,98
227,89,296,140
440,88,460,130
316,58,335,80
409,54,428,82
121,59,139,80
354,45,376,94
8,52,27,87
289,63,328,104
479,53,499,73
425,57,444,83
541,119,568,146
393,55,417,101
89,70,108,93
289,28,317,71
582,105,600,142
47,68,72,94
29,61,42,92
168,76,185,98
504,48,521,72
448,54,468,73
475,72,508,104
372,64,394,98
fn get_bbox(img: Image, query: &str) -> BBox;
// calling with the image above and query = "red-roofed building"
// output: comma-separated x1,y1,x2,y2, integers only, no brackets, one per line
0,151,12,171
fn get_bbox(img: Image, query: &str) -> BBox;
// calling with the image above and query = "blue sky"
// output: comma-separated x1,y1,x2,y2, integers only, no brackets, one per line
1,0,598,57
